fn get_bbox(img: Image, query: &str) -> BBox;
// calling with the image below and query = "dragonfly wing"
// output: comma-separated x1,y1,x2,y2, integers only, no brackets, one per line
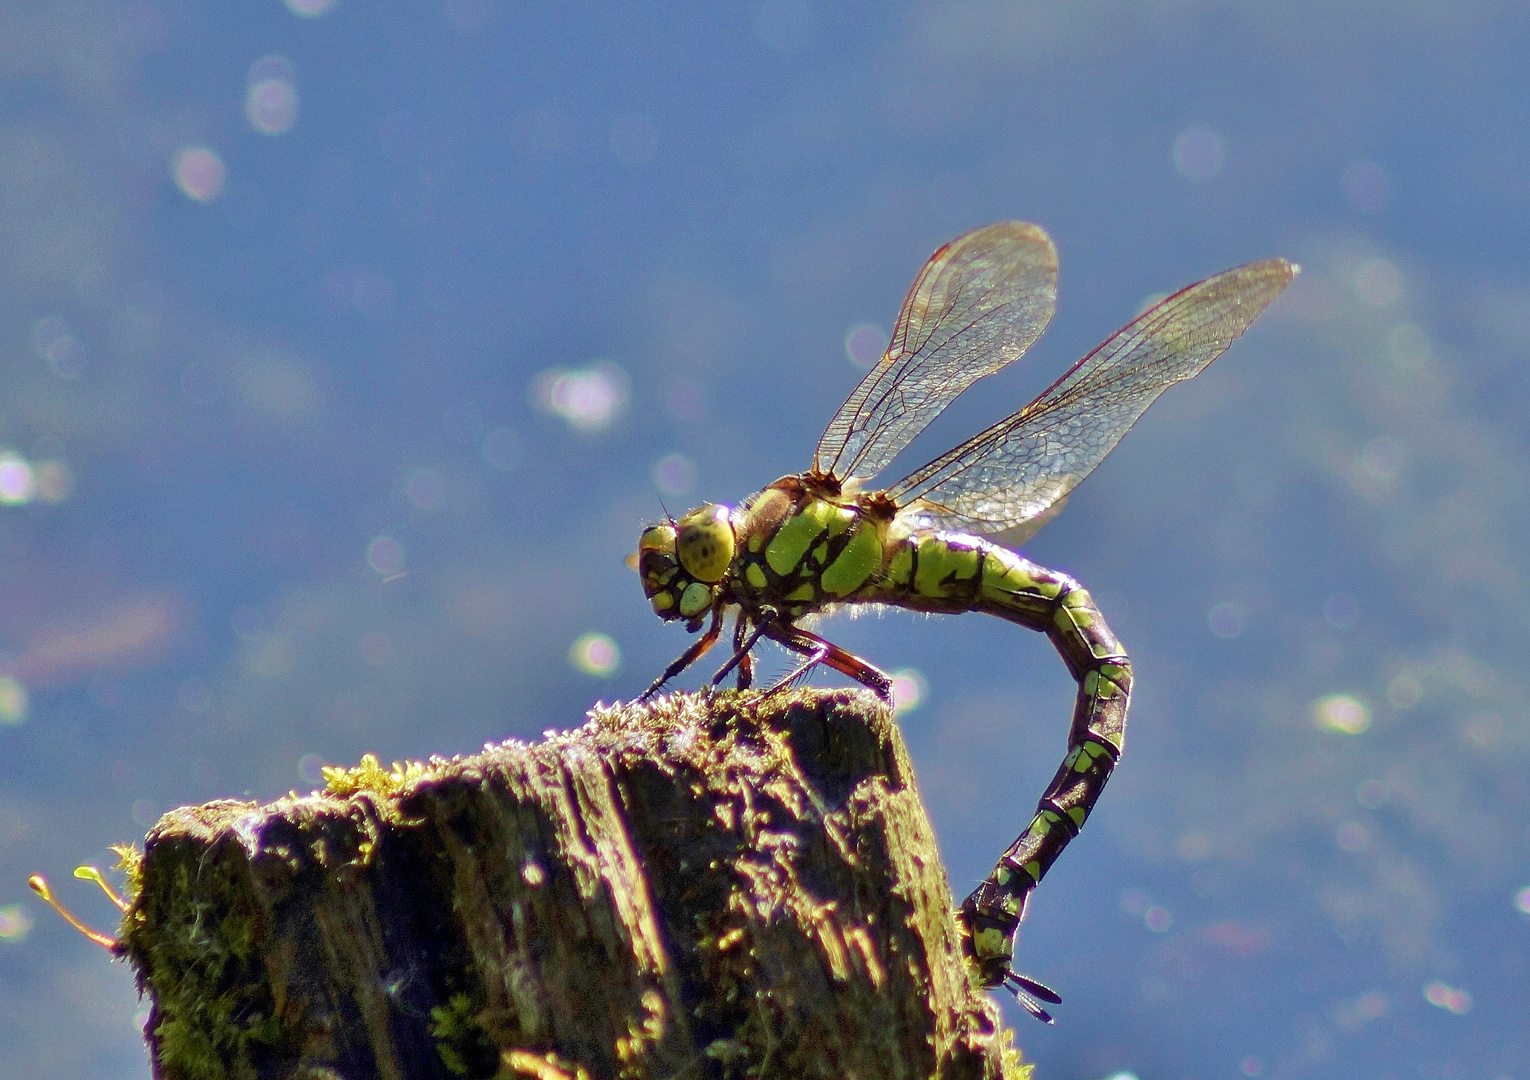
886,257,1298,534
814,222,1057,483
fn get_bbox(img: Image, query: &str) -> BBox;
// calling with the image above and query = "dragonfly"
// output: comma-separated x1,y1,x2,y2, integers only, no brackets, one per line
632,221,1296,1019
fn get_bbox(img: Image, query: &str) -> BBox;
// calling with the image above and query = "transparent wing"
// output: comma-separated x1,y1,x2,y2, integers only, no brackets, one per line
886,258,1298,533
814,222,1058,483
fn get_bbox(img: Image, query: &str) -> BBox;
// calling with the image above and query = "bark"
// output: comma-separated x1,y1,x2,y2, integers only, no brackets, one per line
120,689,1026,1080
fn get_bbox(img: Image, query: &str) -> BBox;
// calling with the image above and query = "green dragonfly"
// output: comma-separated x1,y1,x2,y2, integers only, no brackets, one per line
633,222,1295,1019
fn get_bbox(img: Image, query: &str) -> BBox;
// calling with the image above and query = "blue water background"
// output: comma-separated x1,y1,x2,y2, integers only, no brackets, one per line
1,3,1528,1078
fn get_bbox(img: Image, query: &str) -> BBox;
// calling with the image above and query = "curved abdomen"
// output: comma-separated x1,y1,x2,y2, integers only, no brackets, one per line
862,532,1133,970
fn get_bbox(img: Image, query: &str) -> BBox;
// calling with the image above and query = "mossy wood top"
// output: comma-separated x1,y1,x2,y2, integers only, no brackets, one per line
121,690,1027,1080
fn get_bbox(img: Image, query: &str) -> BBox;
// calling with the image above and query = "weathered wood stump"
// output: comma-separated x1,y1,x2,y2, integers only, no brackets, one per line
120,689,1025,1080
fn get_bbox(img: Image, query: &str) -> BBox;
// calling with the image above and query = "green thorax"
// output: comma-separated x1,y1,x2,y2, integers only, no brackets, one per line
729,475,898,617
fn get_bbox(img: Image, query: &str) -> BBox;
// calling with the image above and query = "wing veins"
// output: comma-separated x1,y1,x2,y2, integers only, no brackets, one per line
886,257,1298,534
814,222,1058,483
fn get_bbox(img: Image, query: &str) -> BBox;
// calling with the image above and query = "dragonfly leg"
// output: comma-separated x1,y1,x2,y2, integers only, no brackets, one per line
762,624,894,702
711,614,772,690
734,616,755,690
640,608,724,701
961,566,1132,992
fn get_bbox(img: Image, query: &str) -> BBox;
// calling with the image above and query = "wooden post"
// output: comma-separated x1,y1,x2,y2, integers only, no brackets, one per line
120,689,1026,1079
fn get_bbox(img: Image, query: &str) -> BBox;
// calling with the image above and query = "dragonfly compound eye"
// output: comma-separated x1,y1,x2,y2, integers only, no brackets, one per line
634,524,685,616
675,504,735,583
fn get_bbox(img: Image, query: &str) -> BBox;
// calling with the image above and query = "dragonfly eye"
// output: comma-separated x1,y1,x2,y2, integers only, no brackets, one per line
675,504,735,584
638,523,677,557
635,523,689,619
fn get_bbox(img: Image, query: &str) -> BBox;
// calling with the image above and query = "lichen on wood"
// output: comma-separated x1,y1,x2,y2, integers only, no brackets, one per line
120,689,1028,1079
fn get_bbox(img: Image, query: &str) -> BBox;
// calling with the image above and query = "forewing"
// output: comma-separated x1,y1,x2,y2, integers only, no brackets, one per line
814,222,1057,482
886,258,1298,534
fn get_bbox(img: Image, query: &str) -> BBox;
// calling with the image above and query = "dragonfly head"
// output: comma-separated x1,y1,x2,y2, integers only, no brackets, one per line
633,503,736,625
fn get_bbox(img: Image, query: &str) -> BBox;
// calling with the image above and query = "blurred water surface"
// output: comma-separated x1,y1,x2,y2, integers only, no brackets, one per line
2,2,1529,1078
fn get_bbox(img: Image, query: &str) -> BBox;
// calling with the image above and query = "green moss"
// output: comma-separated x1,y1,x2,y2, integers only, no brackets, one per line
998,1027,1034,1080
111,843,144,901
125,848,287,1079
321,752,435,798
428,991,498,1079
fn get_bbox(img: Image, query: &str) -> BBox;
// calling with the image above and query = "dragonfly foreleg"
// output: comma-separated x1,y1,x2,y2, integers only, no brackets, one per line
961,566,1132,991
733,616,755,690
640,608,724,701
763,624,894,701
711,612,775,690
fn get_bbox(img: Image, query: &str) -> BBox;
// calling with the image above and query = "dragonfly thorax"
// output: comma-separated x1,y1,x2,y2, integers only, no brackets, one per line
635,504,737,625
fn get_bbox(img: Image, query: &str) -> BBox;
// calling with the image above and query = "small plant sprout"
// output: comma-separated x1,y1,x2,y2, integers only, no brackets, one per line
27,872,119,950
27,848,140,952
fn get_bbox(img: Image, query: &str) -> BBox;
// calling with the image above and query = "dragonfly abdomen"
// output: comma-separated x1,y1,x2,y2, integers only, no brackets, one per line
868,531,1133,983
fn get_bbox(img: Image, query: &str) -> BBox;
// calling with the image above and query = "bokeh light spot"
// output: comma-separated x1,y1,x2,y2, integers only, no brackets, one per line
1176,831,1213,861
0,677,29,725
890,668,925,714
246,67,299,136
30,316,87,379
1207,601,1246,638
1335,822,1369,851
172,145,226,202
569,633,620,676
0,905,33,942
404,468,445,510
1342,162,1391,212
1313,694,1371,734
481,426,523,471
284,0,338,15
609,113,658,165
1240,1057,1264,1077
1335,991,1389,1029
1351,436,1405,499
298,754,326,784
534,362,629,433
844,323,889,369
1423,982,1472,1015
1355,779,1386,809
652,453,697,498
1172,127,1224,181
0,453,37,505
1354,258,1403,306
367,536,405,576
1144,906,1173,932
1460,712,1503,752
1514,886,1530,915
